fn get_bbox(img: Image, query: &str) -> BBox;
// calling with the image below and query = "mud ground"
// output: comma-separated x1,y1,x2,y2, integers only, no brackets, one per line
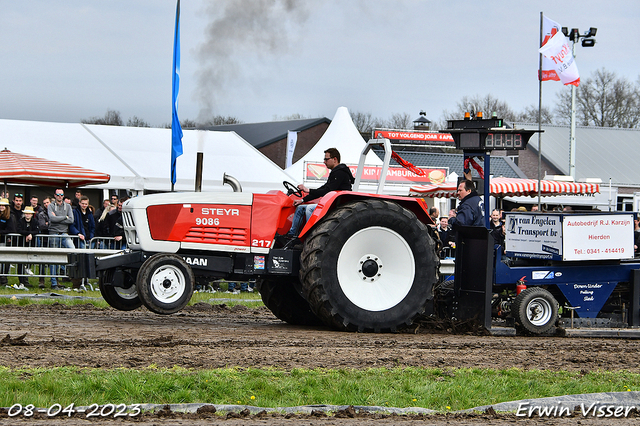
1,303,639,425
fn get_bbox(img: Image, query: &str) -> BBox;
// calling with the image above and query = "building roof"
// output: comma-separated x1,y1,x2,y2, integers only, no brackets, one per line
513,122,640,187
373,150,527,179
203,117,331,149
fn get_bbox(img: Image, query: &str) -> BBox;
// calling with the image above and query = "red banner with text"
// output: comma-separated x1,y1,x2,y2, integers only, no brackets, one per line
304,162,447,185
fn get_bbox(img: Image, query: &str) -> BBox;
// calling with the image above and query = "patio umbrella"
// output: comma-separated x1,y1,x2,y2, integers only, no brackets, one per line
0,148,110,190
410,177,600,198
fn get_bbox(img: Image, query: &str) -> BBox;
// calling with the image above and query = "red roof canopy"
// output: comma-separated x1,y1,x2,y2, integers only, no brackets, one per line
410,177,600,198
0,149,110,188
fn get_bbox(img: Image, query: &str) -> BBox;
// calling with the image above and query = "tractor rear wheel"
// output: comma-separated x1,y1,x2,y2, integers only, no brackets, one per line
98,268,142,311
513,287,558,334
300,199,438,332
136,253,194,315
258,278,324,326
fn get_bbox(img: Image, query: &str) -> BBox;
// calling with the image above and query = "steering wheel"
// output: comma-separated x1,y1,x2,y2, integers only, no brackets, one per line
283,180,303,198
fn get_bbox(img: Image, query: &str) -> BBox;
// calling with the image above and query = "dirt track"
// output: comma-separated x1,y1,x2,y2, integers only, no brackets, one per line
1,303,640,424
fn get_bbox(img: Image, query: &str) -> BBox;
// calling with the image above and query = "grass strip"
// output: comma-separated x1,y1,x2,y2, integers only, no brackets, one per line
0,367,638,411
0,286,263,309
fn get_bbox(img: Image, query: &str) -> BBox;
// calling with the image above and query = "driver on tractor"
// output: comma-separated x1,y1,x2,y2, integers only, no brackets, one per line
283,148,354,242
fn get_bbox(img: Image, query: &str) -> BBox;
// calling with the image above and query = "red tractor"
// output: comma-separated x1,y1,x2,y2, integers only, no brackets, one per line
73,140,440,332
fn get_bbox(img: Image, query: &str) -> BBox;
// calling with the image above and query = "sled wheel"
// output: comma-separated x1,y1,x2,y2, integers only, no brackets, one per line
136,253,194,315
257,278,325,326
98,268,142,311
513,287,558,334
300,199,438,332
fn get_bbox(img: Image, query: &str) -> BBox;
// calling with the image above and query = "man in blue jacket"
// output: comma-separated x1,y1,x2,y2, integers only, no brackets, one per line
449,180,485,228
70,196,95,249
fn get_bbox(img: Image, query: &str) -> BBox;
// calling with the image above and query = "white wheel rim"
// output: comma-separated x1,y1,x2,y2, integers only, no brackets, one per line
114,286,138,300
149,264,186,304
337,226,415,311
526,297,553,326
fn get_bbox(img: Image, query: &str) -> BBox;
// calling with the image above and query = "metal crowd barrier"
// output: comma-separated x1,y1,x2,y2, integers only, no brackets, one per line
0,233,123,280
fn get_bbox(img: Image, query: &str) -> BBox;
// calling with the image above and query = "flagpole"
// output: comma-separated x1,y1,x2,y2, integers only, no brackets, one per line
536,11,543,210
170,0,183,192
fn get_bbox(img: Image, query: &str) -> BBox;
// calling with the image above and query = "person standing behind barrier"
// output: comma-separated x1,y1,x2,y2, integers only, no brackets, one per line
29,195,43,216
95,203,114,248
17,206,39,287
106,197,128,249
70,196,95,249
48,189,74,290
70,196,94,289
0,198,17,285
36,196,51,288
10,193,24,218
72,189,82,209
8,193,28,285
94,199,110,221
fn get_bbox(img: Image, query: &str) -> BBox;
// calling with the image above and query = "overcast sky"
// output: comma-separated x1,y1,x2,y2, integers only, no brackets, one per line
1,1,638,127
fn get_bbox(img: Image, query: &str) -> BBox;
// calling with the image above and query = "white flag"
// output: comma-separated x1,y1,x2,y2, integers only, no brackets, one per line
286,130,298,169
539,31,580,86
540,16,562,82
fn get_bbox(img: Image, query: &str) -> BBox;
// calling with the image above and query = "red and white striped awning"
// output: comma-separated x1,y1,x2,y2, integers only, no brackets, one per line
0,149,110,187
410,177,600,198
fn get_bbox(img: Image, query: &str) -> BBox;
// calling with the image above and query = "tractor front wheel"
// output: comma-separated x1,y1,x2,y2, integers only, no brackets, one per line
136,254,194,315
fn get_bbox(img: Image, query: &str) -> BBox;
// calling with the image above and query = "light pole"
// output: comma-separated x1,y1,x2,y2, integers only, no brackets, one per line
562,27,597,179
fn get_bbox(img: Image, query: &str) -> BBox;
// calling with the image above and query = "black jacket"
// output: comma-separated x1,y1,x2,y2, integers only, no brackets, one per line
17,217,40,247
106,209,124,238
0,214,17,235
303,163,355,202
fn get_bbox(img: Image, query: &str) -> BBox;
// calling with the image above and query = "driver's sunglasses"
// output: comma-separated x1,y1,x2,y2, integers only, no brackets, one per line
323,157,332,162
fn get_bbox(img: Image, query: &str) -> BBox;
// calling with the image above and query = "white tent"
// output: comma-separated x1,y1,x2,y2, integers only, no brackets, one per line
0,119,294,194
285,107,418,195
285,107,382,186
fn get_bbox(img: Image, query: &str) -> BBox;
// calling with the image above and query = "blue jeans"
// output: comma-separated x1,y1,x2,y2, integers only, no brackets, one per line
109,238,127,250
287,204,316,237
48,233,74,286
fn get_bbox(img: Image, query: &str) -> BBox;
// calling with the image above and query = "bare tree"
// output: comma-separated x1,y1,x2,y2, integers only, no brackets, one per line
350,111,374,134
515,105,554,124
180,119,198,129
200,115,243,126
387,112,413,130
442,94,517,121
350,111,387,135
554,68,640,128
126,116,150,127
81,109,123,126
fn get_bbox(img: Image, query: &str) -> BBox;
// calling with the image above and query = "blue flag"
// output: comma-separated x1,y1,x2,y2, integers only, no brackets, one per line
171,0,183,186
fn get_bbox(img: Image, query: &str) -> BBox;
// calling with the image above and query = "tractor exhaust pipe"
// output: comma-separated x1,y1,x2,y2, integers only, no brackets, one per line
223,173,242,192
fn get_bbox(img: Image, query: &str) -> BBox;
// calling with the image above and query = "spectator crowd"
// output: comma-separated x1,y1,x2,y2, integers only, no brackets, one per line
0,189,128,289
